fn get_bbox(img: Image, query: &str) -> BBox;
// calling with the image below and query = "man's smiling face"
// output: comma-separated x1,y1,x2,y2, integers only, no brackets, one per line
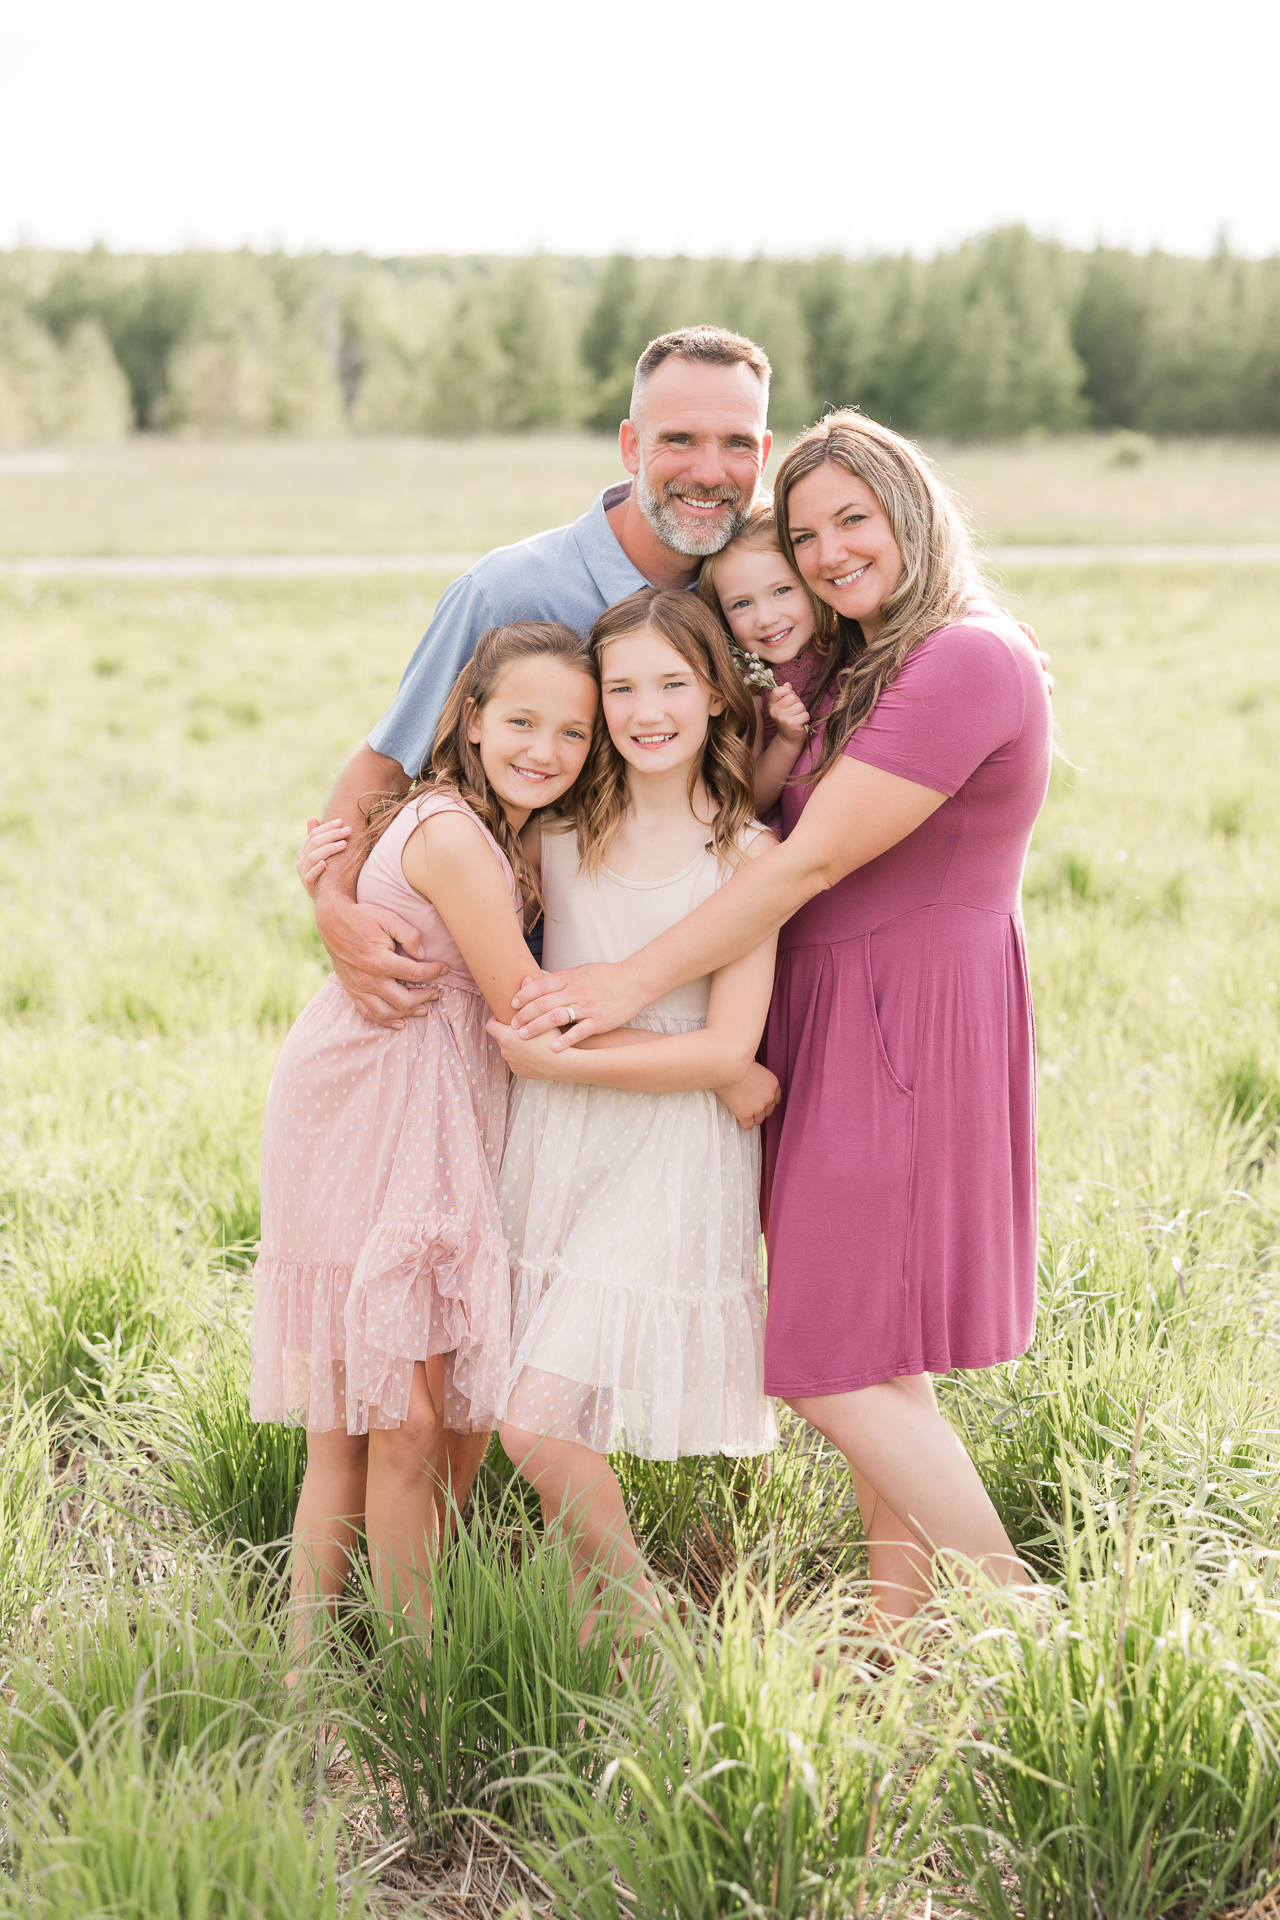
621,358,771,559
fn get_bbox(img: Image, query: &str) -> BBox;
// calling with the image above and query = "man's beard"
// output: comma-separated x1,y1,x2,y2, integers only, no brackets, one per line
634,460,752,558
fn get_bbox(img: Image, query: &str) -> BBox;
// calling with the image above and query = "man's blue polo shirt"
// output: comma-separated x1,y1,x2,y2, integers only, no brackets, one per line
369,481,646,777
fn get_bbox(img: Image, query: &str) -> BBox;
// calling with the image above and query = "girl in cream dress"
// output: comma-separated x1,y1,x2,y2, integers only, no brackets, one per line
489,586,780,1617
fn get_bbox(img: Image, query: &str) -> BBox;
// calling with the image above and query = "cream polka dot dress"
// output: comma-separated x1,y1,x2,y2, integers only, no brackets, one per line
249,793,514,1436
498,825,777,1461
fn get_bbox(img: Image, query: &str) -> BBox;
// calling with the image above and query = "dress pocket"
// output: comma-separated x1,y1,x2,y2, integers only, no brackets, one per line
862,935,914,1098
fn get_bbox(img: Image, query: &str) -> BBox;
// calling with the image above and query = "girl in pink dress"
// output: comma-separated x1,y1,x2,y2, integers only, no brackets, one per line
250,621,598,1649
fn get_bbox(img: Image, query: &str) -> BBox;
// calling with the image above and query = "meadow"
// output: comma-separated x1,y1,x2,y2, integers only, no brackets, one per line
2,438,1279,1918
5,431,1280,554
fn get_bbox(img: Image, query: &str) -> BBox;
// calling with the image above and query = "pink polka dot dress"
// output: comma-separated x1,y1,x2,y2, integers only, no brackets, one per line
249,793,515,1436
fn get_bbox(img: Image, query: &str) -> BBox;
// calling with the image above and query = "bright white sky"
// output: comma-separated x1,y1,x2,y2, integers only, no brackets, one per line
4,0,1277,260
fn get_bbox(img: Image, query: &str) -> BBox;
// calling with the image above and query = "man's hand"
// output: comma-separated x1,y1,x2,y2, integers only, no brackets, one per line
314,882,447,1029
714,1061,781,1129
767,684,810,748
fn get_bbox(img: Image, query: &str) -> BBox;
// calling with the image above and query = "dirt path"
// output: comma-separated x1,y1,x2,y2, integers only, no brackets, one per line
3,544,1280,579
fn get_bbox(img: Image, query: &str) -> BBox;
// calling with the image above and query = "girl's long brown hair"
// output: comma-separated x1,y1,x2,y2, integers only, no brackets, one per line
568,587,757,876
773,411,985,784
362,620,595,914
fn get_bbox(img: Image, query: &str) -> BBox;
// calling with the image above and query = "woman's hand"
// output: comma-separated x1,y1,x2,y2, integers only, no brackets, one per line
297,816,350,897
767,685,810,748
486,1018,574,1080
714,1061,781,1129
1017,623,1054,697
510,963,646,1047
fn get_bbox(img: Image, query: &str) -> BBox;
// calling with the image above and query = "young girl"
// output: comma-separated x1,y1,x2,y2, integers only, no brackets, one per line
251,621,599,1648
487,586,781,1623
697,505,841,817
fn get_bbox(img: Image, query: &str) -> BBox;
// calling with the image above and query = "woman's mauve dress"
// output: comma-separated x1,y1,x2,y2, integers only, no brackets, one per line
761,608,1053,1397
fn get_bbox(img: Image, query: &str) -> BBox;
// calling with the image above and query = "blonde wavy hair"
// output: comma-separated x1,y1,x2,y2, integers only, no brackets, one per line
696,502,837,653
362,620,596,915
773,411,986,783
568,587,757,877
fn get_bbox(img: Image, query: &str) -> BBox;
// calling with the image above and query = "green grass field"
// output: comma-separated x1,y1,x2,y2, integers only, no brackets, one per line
2,443,1280,1917
2,431,1279,555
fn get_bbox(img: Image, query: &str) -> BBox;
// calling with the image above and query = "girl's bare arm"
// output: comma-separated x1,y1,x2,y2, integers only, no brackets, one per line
401,811,543,1023
754,732,805,813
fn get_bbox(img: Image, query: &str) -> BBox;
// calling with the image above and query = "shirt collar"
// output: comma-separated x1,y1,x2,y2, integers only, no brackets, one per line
571,482,652,604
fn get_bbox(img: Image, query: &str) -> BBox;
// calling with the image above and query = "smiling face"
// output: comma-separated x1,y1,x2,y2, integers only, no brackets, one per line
598,626,724,778
713,541,817,665
785,464,905,642
465,655,598,827
622,358,771,559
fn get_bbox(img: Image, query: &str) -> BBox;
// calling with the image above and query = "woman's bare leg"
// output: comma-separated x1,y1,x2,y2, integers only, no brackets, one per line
847,1377,938,1624
287,1427,370,1671
498,1421,655,1639
365,1356,446,1628
788,1373,1029,1620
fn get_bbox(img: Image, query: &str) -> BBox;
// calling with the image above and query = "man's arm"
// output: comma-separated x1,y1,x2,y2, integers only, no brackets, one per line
307,743,452,1029
305,570,501,1028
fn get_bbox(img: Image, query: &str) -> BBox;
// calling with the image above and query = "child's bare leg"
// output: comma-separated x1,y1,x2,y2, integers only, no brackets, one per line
498,1421,655,1638
788,1373,1030,1623
435,1426,492,1537
287,1427,369,1672
365,1356,445,1629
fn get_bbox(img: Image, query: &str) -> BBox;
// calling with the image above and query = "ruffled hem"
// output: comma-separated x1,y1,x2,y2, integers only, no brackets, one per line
503,1255,777,1461
249,1210,510,1436
344,1211,510,1434
249,1254,355,1433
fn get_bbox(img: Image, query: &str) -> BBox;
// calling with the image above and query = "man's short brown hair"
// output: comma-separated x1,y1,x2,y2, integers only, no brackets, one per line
629,326,771,423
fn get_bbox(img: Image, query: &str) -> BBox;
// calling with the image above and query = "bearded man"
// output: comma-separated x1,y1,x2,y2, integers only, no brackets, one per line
309,325,773,1025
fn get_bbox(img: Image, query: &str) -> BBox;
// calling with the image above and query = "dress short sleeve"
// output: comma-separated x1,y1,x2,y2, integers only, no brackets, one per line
842,620,1027,798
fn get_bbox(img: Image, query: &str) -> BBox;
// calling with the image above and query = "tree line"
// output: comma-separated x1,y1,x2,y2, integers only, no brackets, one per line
1,229,1277,445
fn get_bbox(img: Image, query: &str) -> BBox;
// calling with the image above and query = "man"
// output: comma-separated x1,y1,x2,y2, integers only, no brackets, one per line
299,324,773,1519
307,325,773,1024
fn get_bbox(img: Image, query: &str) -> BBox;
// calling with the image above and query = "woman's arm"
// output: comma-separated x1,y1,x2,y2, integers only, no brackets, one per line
489,921,776,1092
494,834,782,1087
512,756,945,1043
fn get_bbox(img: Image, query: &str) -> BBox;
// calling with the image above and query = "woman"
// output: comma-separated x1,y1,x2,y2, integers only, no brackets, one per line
503,411,1053,1624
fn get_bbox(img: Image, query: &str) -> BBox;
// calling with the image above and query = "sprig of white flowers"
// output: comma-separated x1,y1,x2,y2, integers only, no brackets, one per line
729,643,777,693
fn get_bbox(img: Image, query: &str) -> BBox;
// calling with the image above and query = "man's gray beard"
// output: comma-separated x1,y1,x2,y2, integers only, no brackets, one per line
634,468,752,559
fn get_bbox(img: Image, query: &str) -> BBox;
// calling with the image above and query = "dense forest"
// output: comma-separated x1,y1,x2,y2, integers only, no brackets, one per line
2,228,1278,445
